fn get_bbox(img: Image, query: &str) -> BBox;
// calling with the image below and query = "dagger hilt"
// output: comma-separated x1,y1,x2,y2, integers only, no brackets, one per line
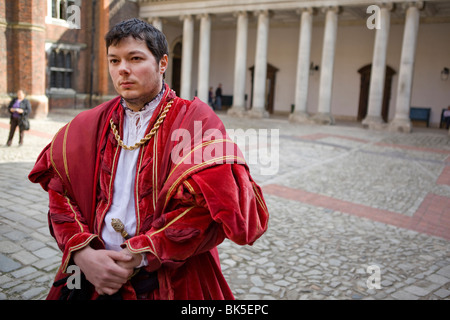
111,218,130,240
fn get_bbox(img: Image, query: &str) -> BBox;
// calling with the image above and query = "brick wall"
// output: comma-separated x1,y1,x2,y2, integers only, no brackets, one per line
0,0,140,117
0,0,48,118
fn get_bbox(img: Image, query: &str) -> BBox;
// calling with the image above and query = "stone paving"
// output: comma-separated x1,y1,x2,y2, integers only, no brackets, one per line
0,109,449,300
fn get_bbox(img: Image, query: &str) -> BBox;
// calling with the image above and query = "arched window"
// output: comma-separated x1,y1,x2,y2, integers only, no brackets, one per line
65,72,72,89
56,70,63,88
51,0,57,18
57,51,65,67
49,50,56,67
50,71,57,88
59,0,67,20
64,52,72,88
50,0,78,21
173,42,182,58
171,41,182,95
49,49,74,89
65,52,72,69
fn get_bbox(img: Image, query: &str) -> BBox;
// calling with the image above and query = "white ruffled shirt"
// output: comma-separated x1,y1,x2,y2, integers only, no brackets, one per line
101,88,165,256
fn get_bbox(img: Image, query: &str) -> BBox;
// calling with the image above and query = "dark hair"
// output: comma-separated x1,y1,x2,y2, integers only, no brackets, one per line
105,18,168,62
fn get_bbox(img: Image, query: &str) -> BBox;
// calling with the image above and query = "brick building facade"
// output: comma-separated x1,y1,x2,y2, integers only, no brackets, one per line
0,0,139,118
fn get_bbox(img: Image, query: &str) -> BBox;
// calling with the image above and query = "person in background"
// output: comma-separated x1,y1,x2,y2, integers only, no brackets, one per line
6,89,31,147
443,106,450,130
208,86,214,109
214,83,222,110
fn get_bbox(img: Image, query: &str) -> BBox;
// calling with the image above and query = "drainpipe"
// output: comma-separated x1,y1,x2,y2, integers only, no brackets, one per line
89,0,97,108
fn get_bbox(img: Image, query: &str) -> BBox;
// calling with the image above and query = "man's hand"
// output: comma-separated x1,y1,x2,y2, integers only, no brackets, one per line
116,248,143,270
73,246,135,296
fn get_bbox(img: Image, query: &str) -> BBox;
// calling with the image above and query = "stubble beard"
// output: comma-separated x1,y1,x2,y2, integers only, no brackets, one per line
121,86,161,112
122,94,153,111
120,77,163,111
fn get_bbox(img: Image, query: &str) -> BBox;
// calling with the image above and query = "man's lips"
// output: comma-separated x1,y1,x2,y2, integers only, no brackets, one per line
120,81,135,88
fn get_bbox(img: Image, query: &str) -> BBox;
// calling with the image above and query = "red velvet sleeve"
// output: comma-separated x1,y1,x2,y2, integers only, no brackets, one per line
31,147,104,273
122,163,269,272
192,164,269,245
48,189,104,272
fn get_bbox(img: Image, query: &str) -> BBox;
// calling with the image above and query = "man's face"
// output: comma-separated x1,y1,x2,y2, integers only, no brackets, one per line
107,36,168,110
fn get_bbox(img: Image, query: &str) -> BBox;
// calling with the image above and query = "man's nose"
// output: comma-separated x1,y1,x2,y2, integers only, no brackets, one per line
118,61,131,75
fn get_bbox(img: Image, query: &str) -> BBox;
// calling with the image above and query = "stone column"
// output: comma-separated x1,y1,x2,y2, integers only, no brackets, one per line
197,14,211,103
228,11,248,117
363,4,393,129
312,6,339,125
389,2,423,133
249,10,270,118
150,17,163,31
290,8,314,123
180,15,194,100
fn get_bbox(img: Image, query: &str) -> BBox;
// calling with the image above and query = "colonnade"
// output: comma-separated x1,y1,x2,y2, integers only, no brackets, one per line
148,1,424,132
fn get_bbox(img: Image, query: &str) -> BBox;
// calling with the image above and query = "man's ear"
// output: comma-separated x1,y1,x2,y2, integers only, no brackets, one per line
159,54,168,75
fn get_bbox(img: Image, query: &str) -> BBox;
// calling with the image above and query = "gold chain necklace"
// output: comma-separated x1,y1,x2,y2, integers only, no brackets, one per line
110,99,174,151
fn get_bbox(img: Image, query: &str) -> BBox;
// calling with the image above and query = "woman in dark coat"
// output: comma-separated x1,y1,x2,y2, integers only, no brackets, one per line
6,90,31,146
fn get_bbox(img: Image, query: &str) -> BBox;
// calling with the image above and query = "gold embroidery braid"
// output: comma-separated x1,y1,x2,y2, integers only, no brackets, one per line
110,99,174,151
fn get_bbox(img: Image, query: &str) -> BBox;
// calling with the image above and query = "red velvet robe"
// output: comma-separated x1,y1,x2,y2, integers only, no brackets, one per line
29,84,269,300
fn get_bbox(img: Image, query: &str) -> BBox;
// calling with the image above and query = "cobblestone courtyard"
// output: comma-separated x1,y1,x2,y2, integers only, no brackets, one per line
0,110,449,300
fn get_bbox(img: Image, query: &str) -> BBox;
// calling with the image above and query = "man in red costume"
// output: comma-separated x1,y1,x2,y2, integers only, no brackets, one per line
29,18,269,300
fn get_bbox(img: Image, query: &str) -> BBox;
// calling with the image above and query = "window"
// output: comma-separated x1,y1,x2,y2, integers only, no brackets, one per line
49,49,73,89
51,0,78,21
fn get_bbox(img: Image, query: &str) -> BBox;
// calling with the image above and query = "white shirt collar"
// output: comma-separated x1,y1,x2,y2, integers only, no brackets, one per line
120,86,166,145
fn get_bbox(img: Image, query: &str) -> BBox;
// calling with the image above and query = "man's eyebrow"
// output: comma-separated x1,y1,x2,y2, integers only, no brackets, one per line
107,50,146,57
127,50,146,55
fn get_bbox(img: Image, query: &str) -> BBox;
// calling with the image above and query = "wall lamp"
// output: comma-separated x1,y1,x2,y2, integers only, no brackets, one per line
309,62,319,75
441,67,449,81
